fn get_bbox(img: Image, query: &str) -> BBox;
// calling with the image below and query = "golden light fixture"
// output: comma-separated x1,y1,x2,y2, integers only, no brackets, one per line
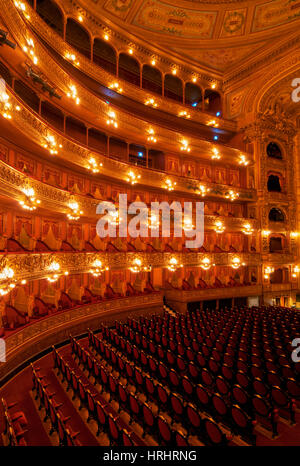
129,258,152,273
128,48,133,55
109,210,120,227
0,267,17,296
164,178,176,191
151,59,156,66
47,262,68,283
90,260,109,277
78,15,83,22
208,119,219,128
211,147,221,160
215,220,225,234
180,140,191,152
231,257,245,269
19,187,40,211
200,257,214,271
14,1,26,11
65,52,80,66
145,98,158,108
148,213,160,230
239,154,249,166
0,92,12,120
109,82,123,93
225,190,239,201
67,201,83,220
127,171,141,185
87,157,102,173
292,265,299,278
264,266,274,279
167,257,183,272
192,76,197,83
198,185,210,197
211,83,216,89
183,218,194,232
104,33,109,41
106,110,118,128
178,110,191,119
242,223,254,235
262,230,270,236
291,231,299,238
172,68,177,75
147,128,157,143
23,38,38,65
67,85,80,105
43,135,62,155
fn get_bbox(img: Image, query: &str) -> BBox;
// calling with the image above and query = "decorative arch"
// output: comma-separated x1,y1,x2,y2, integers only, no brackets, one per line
66,18,92,59
93,38,117,75
36,0,64,37
267,171,285,192
118,53,140,87
185,82,203,108
268,207,285,222
266,141,283,160
164,74,183,103
142,65,162,95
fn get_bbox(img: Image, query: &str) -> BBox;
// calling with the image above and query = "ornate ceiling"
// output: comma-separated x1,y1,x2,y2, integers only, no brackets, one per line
78,0,300,72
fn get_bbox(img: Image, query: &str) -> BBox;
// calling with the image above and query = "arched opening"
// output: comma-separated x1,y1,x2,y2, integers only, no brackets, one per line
142,65,162,95
118,54,140,87
88,128,107,154
185,82,202,108
129,144,146,167
65,116,87,145
268,208,285,222
36,0,64,37
164,74,183,103
204,89,221,114
267,142,282,159
269,236,285,253
267,174,281,192
109,137,127,160
0,60,13,87
41,101,64,131
66,19,91,59
93,38,116,75
14,80,40,113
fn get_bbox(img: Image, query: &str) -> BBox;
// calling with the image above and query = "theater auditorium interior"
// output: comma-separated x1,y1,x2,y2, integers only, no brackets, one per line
0,0,299,450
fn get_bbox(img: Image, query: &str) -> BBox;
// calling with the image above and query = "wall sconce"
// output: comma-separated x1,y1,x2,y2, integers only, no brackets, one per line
239,154,249,166
151,59,156,66
67,85,80,105
65,52,80,66
292,265,299,278
148,213,160,230
172,68,177,75
90,259,109,277
147,128,157,143
164,178,176,191
23,38,38,65
183,218,194,232
128,48,133,55
264,266,274,279
225,190,239,201
198,185,210,197
231,257,245,269
291,231,299,238
262,230,270,236
47,262,68,283
87,157,102,173
78,15,83,22
211,147,221,160
43,135,62,155
109,82,123,93
106,110,118,128
19,187,40,211
0,267,18,296
211,83,216,89
208,119,219,128
167,257,183,272
215,220,225,233
200,257,214,270
180,140,191,152
0,91,12,120
192,76,197,83
67,201,83,220
127,171,141,185
129,258,151,273
178,111,191,119
242,223,254,235
145,98,158,108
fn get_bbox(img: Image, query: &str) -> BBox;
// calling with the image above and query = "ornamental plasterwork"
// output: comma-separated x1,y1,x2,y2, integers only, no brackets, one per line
0,252,261,283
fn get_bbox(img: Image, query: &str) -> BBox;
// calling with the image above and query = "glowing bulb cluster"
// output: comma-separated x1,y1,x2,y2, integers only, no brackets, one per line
164,178,177,191
215,220,225,234
43,135,62,155
211,147,221,160
127,171,141,185
167,257,183,272
178,111,191,119
106,111,118,128
23,38,38,65
65,52,80,66
180,140,191,152
198,185,210,197
87,157,102,174
147,128,157,143
242,223,254,235
90,260,109,277
225,190,239,201
67,85,80,105
67,201,83,220
145,98,158,108
109,82,123,93
239,154,249,166
0,92,12,119
19,187,40,211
